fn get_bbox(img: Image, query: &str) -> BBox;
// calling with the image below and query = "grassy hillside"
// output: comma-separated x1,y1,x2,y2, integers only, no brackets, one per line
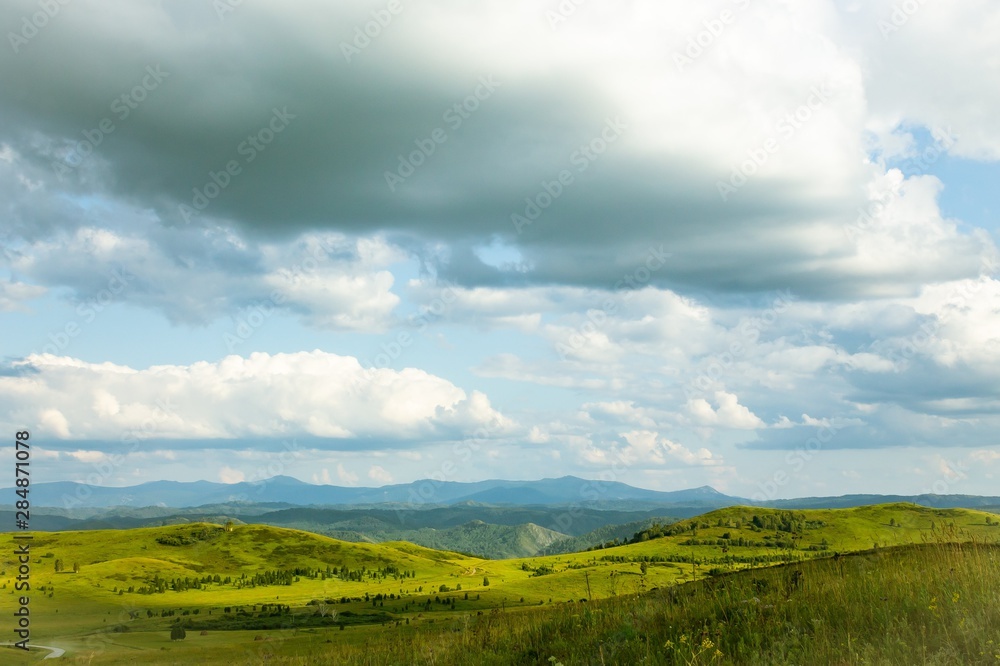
1,503,998,664
538,516,676,555
308,541,1000,664
386,521,570,559
2,504,684,559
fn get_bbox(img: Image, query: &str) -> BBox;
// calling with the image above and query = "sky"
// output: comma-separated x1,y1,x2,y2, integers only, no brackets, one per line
1,0,998,500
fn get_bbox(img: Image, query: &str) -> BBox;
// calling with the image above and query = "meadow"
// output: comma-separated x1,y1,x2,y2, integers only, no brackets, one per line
1,503,998,664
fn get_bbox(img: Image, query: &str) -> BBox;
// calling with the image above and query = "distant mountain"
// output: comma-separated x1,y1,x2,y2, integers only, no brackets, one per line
1,475,743,509
4,475,998,517
762,494,1000,510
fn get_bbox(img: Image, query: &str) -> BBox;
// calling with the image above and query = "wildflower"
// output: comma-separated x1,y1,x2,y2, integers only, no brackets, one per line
952,592,960,604
928,597,938,611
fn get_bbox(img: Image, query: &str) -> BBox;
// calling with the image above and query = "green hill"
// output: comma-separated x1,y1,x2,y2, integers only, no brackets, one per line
1,503,998,664
538,516,677,555
319,541,1000,665
3,504,685,558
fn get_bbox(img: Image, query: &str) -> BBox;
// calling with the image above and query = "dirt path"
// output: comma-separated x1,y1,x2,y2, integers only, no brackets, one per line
2,642,65,658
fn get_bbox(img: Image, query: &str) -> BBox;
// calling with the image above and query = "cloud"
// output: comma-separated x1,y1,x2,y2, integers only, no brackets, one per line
1,0,999,496
970,450,1000,465
851,1,1000,160
0,0,993,302
685,391,766,430
218,466,245,483
312,468,333,485
0,279,46,311
619,430,718,467
7,222,405,330
336,463,359,486
0,351,511,445
368,465,393,484
65,450,107,463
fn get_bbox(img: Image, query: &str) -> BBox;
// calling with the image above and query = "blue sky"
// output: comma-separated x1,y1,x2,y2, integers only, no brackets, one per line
1,0,998,499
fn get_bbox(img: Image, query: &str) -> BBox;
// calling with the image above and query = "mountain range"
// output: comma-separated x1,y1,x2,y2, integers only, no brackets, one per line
6,475,1000,512
5,475,735,509
4,474,1000,559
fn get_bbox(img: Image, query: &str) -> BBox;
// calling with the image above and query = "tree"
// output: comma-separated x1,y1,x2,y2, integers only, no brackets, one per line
170,626,186,641
482,576,490,586
72,562,80,573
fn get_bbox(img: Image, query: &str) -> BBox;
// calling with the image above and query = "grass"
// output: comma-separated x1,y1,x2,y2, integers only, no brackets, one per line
1,503,998,663
329,541,1000,665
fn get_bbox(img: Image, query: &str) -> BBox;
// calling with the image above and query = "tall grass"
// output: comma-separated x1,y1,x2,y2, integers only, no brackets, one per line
268,540,1000,665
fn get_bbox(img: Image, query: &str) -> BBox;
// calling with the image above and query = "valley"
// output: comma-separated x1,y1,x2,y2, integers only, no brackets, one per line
3,502,999,664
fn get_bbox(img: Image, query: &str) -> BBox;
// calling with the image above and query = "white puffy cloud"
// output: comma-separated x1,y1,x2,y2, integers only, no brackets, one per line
0,351,511,444
7,224,405,331
65,450,107,463
368,465,393,484
218,466,245,483
312,468,333,485
852,1,1000,160
0,279,46,311
685,391,765,430
970,450,1000,464
618,430,718,467
336,463,359,486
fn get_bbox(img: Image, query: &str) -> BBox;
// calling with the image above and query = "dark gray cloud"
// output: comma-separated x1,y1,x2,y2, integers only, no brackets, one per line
2,0,991,302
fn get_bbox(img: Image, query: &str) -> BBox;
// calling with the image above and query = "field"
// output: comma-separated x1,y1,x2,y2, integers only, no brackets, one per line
2,503,999,664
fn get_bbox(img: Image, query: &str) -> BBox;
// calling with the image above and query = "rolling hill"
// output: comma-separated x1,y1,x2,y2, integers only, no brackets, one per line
0,504,683,558
2,502,999,664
